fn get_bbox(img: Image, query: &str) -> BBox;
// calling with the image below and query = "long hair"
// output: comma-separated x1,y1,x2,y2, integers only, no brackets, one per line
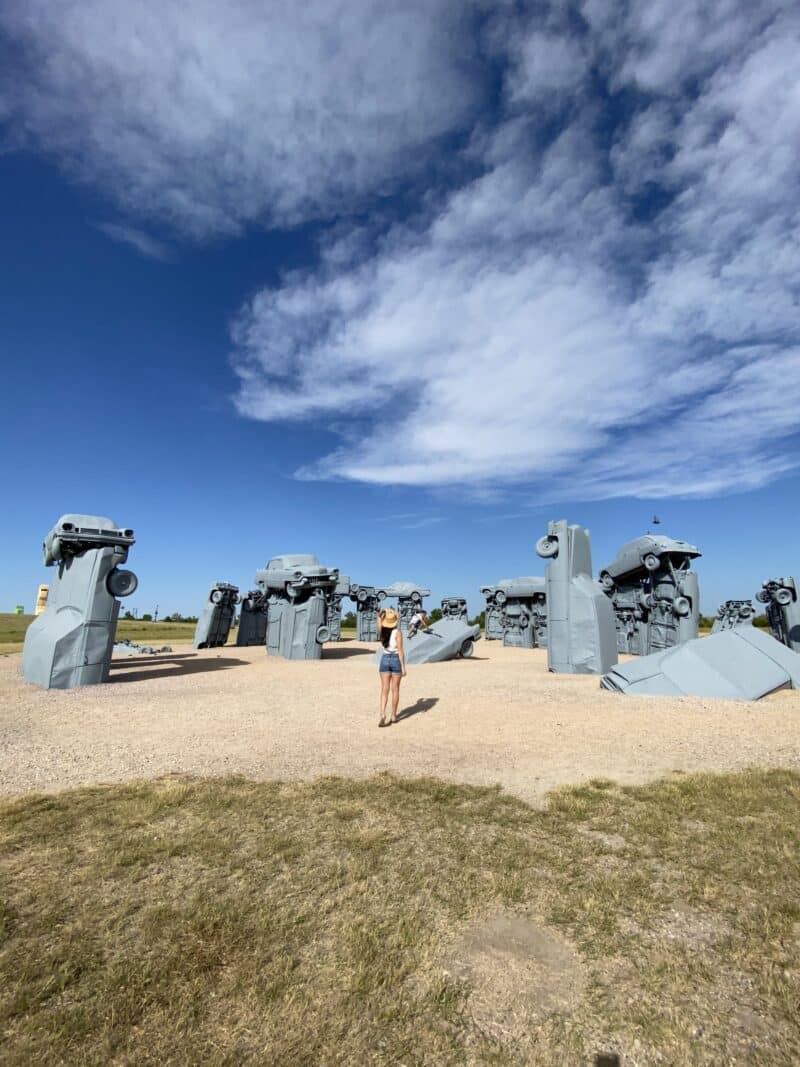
380,625,396,649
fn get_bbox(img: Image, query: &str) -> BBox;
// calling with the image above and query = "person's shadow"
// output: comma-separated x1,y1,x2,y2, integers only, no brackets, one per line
395,696,438,722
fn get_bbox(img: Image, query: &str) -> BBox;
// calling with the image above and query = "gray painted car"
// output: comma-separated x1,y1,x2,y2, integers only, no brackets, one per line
757,577,800,653
22,514,137,689
599,535,700,589
710,600,755,633
374,618,481,665
600,628,800,700
257,554,340,599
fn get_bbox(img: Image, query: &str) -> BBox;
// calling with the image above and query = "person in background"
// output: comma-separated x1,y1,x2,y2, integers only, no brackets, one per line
376,607,406,726
407,608,429,637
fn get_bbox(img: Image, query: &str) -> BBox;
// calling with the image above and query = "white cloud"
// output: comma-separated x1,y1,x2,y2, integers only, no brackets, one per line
3,0,798,502
0,0,480,236
95,222,173,261
230,0,800,500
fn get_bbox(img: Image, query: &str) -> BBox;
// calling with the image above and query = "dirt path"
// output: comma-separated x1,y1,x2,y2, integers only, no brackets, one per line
2,641,799,803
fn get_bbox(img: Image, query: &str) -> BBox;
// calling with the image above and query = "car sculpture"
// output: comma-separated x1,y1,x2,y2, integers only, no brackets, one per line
384,581,431,631
347,583,385,642
257,555,340,599
710,600,755,634
194,581,240,648
599,535,700,589
375,618,481,665
599,534,701,655
440,596,468,621
480,577,547,648
757,577,800,652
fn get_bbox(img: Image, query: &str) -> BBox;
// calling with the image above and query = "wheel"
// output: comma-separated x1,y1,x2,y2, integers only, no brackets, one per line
756,589,770,603
107,569,138,598
411,592,422,604
357,588,368,603
643,553,660,572
536,535,559,559
460,639,474,658
376,590,386,601
495,589,507,606
673,596,691,617
775,588,793,606
210,589,223,604
600,573,615,591
316,625,331,644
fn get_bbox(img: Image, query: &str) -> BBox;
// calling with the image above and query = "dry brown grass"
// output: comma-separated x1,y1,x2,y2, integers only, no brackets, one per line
1,770,799,1065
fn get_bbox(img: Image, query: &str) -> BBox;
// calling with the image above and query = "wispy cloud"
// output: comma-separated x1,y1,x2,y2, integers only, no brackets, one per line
95,222,173,261
375,514,444,530
230,1,800,500
399,517,445,531
4,0,799,502
0,0,479,236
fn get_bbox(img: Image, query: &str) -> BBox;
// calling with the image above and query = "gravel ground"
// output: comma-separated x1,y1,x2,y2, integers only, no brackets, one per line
2,640,799,804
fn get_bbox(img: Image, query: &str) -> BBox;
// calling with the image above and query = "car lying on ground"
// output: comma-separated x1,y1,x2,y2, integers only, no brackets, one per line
374,618,481,665
600,627,800,700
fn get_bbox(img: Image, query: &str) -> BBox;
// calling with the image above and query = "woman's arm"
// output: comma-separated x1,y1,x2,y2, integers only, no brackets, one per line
396,630,406,675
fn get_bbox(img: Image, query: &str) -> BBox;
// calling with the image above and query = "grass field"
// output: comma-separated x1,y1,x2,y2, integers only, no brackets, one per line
0,614,357,654
0,614,198,653
1,769,798,1065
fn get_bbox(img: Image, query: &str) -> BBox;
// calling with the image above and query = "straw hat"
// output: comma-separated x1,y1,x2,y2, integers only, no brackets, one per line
380,607,399,628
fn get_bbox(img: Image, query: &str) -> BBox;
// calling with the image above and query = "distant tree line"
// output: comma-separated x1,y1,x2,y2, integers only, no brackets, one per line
122,611,198,623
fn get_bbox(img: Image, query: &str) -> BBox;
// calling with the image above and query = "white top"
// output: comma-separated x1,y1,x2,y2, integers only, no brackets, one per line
387,628,399,652
410,613,424,626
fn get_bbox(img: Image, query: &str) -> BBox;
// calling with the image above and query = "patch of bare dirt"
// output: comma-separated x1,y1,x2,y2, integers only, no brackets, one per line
447,912,585,1042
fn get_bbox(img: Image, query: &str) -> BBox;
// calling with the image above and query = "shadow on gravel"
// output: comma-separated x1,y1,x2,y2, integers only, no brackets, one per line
323,646,374,659
109,655,249,683
395,697,439,722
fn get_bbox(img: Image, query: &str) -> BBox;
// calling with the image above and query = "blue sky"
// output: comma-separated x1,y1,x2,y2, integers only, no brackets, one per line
1,1,798,618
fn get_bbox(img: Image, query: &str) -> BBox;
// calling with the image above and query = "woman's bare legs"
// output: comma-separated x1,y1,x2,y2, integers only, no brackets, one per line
379,672,391,723
390,673,402,722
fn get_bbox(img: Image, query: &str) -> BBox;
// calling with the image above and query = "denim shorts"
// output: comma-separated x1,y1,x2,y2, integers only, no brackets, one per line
379,652,402,675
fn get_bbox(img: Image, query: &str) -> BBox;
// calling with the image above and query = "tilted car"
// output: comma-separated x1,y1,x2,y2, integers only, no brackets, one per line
599,535,700,590
374,618,481,665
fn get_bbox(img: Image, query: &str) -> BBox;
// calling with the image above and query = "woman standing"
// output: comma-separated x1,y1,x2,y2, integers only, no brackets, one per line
377,607,406,726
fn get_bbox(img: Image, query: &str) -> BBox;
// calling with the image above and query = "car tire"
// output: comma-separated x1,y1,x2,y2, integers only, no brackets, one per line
460,639,474,658
411,592,422,604
776,588,793,606
600,573,615,591
673,596,691,617
756,589,770,603
536,535,559,559
357,589,368,603
643,553,660,572
316,625,330,644
107,569,138,598
210,589,223,604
